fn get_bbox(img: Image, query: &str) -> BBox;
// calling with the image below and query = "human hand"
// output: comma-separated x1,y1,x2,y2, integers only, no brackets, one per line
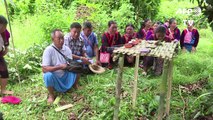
59,64,67,70
191,47,196,53
2,47,8,56
182,47,187,53
169,34,174,40
174,39,179,43
96,60,102,66
82,57,91,64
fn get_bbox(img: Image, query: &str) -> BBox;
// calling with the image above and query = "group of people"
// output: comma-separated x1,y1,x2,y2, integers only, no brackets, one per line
42,18,200,102
0,14,200,103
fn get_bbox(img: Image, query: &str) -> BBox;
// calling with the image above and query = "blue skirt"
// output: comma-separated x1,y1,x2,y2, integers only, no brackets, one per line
184,44,193,52
43,71,77,92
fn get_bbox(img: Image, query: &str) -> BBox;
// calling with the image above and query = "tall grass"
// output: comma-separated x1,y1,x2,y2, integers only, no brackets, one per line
12,16,44,50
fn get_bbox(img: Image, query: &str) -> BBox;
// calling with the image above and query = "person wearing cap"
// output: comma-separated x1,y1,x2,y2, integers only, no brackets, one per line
42,29,79,103
64,22,91,65
180,20,199,52
80,22,101,65
0,15,13,95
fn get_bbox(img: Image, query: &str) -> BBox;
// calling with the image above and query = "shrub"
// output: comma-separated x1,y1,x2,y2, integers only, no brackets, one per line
6,42,48,82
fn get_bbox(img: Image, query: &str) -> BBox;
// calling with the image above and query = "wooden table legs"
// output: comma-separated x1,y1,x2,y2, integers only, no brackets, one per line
132,54,140,108
113,55,173,120
113,54,124,120
157,60,173,120
166,60,173,116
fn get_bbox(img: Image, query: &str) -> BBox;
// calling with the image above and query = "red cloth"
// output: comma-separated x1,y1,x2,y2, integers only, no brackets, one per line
1,96,21,104
122,32,137,43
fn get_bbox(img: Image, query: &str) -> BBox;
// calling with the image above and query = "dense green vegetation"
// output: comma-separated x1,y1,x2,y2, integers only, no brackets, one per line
0,0,213,119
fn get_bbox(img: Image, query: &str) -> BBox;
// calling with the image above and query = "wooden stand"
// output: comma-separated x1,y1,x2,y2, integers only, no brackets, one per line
113,41,177,119
157,60,173,120
113,54,124,120
132,54,140,108
166,60,173,116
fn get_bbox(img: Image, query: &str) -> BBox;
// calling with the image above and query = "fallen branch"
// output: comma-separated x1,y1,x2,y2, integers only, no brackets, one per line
55,104,74,112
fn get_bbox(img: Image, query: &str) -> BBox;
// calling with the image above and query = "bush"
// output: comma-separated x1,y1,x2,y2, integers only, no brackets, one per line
6,42,48,82
155,0,208,29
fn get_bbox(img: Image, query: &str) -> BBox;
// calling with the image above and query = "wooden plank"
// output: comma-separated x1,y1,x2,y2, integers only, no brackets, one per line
113,40,176,59
113,54,124,120
132,54,140,108
157,60,169,120
53,96,61,105
55,104,74,112
165,60,173,116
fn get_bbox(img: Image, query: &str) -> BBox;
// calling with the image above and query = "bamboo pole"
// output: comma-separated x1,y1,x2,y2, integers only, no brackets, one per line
3,0,15,52
157,60,169,120
132,54,140,108
113,54,124,120
4,0,21,83
165,60,173,116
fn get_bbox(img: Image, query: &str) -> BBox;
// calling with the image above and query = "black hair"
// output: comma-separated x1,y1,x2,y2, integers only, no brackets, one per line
70,22,82,29
108,20,117,27
154,21,163,25
0,15,8,25
169,18,176,25
83,21,93,29
155,25,166,34
139,18,150,32
124,23,135,33
125,23,135,29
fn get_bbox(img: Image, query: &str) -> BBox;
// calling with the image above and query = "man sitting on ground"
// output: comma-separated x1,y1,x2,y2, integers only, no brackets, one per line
64,22,91,65
80,21,100,65
42,29,79,103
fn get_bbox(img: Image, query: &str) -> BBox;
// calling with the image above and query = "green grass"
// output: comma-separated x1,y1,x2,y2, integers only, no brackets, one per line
11,16,44,50
1,0,213,119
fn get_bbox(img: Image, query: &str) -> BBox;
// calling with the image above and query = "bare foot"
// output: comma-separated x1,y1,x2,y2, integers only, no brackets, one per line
47,95,55,103
73,84,79,90
1,90,14,95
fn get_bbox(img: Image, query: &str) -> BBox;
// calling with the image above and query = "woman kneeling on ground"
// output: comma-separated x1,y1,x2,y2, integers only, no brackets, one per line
142,25,171,76
180,20,199,52
122,23,137,66
100,20,123,69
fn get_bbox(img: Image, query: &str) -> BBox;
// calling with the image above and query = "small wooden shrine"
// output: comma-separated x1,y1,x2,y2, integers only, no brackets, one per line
112,39,178,120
